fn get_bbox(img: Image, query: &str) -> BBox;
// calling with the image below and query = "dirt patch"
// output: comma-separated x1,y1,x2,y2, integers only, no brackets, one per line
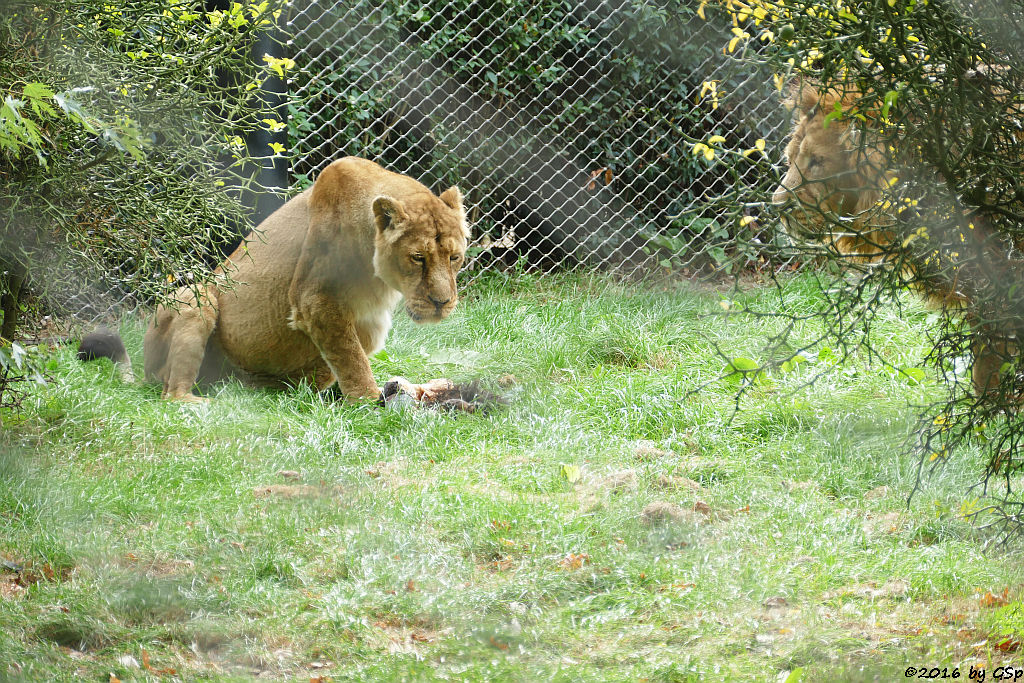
119,553,195,577
861,511,904,536
654,474,702,492
0,572,26,599
823,578,910,601
864,485,890,500
0,556,74,595
634,441,672,461
641,501,709,526
596,469,639,493
252,484,345,499
370,615,448,655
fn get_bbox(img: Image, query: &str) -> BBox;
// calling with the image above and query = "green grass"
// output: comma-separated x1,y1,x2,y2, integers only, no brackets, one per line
2,271,1023,681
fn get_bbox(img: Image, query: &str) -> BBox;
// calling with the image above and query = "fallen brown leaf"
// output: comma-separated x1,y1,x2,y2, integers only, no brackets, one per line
559,553,591,570
140,649,176,676
483,558,515,572
995,637,1021,652
980,588,1010,608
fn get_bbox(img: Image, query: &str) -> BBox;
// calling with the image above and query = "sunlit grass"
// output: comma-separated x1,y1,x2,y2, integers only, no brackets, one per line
1,271,1021,680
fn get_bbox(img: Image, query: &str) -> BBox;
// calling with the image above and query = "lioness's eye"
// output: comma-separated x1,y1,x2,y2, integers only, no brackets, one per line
411,254,425,263
450,254,462,263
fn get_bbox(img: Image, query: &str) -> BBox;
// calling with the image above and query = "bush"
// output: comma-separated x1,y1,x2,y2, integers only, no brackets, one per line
0,0,291,332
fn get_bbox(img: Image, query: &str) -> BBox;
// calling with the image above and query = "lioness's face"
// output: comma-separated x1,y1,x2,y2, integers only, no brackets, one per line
772,111,866,239
372,189,468,323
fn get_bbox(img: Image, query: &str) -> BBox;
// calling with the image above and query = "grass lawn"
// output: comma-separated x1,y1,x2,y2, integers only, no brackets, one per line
2,271,1024,681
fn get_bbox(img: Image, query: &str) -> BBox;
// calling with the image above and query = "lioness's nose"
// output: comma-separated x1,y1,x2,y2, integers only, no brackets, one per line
429,295,451,308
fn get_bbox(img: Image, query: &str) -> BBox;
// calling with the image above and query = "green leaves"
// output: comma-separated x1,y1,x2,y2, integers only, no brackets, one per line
560,464,582,485
721,346,927,388
52,88,99,134
881,89,900,119
780,354,808,374
0,96,45,162
721,356,769,387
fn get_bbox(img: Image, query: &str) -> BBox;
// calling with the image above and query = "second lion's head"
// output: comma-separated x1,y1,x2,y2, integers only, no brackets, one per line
772,80,890,253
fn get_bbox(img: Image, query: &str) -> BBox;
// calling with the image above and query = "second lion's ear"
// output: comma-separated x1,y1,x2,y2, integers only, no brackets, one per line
372,196,407,233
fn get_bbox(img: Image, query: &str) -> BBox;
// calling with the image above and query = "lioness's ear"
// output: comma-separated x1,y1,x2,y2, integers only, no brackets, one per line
372,196,407,233
439,186,463,213
439,186,470,238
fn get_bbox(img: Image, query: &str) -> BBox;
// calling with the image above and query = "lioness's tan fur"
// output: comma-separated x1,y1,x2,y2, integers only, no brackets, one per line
144,157,468,402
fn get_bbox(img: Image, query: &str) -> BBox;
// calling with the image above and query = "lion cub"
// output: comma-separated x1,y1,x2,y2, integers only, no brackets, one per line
144,157,468,402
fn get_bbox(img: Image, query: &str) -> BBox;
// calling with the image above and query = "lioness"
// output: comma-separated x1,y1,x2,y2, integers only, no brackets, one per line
144,157,468,402
771,82,1017,395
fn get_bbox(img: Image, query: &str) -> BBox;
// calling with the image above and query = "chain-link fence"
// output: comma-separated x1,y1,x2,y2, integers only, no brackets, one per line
10,0,794,341
285,0,790,278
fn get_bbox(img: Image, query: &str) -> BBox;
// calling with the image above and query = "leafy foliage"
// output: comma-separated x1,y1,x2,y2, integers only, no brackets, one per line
0,341,48,414
0,0,290,324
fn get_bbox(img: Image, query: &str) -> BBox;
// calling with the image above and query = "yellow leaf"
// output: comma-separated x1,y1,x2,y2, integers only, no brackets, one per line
560,464,581,484
268,142,286,155
708,134,726,145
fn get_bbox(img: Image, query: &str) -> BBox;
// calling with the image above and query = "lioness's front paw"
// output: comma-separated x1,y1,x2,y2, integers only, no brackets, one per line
165,392,210,404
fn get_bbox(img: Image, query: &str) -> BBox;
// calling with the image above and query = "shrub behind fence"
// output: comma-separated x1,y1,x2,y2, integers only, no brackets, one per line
286,0,788,277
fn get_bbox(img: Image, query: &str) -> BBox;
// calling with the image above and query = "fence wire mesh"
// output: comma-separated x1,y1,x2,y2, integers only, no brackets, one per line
285,0,790,278
19,0,794,338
